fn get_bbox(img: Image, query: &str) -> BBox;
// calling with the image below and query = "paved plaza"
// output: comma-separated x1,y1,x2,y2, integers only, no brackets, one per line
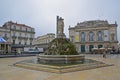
0,54,120,80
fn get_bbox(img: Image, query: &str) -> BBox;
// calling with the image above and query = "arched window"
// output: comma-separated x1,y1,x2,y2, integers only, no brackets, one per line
81,32,85,42
89,31,94,41
111,33,115,41
97,31,103,41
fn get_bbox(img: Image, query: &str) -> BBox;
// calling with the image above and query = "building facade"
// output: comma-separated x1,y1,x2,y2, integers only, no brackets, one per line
69,20,118,53
0,27,11,54
33,33,55,51
2,21,35,53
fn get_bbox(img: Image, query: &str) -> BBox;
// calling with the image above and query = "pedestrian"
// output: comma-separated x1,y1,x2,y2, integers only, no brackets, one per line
103,51,106,58
14,49,17,55
18,49,21,55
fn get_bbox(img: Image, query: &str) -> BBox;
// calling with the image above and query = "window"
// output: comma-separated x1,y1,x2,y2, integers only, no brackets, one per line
13,40,15,44
19,33,21,37
25,42,27,45
30,34,32,38
26,28,27,31
19,42,21,45
13,32,16,36
14,26,16,29
97,31,103,41
31,28,33,32
20,27,22,30
81,45,86,52
81,32,85,42
30,42,32,45
70,36,74,42
89,45,94,52
4,34,7,37
111,33,115,41
89,31,94,41
25,33,27,37
7,25,10,29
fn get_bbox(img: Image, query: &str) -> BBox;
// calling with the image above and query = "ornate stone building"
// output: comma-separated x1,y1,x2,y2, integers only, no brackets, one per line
69,20,118,53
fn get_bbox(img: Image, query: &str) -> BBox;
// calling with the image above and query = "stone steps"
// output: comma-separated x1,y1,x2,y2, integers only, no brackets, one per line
14,61,113,73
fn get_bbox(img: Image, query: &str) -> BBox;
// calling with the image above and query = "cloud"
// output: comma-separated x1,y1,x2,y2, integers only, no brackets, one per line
0,0,120,41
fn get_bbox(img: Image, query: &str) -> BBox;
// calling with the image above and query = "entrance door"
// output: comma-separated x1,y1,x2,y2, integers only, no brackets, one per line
89,45,94,52
98,45,103,48
81,45,85,53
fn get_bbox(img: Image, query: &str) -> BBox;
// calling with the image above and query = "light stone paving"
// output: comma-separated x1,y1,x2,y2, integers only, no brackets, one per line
0,55,120,80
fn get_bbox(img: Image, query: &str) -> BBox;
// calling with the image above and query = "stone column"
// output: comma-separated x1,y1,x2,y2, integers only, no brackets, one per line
56,16,66,38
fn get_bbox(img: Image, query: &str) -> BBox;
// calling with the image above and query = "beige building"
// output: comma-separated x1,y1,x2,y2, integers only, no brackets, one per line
2,21,35,53
33,33,55,51
69,20,118,53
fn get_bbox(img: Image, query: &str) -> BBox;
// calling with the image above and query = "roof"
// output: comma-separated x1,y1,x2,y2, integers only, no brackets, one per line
3,21,33,29
75,20,117,28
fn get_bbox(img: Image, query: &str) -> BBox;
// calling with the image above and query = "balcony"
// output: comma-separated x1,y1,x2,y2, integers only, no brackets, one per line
12,36,17,39
75,41,111,44
11,44,24,48
18,36,28,40
10,29,35,33
29,37,34,40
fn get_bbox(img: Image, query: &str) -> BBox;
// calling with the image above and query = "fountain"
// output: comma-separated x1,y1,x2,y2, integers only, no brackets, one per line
14,16,112,73
37,16,84,64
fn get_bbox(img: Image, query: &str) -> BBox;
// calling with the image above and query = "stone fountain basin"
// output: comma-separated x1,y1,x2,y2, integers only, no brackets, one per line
14,57,113,73
37,55,85,64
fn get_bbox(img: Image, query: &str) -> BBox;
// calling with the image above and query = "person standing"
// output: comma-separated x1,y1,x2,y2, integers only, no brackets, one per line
18,49,21,55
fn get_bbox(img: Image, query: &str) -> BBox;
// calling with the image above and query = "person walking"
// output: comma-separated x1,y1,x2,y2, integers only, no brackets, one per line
14,49,17,55
103,52,106,58
103,50,107,58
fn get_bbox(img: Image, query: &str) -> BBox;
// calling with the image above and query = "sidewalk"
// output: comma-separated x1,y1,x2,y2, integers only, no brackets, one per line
0,55,120,80
0,54,36,58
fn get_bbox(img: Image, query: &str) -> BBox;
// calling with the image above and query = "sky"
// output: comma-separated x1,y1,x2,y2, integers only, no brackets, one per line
0,0,120,42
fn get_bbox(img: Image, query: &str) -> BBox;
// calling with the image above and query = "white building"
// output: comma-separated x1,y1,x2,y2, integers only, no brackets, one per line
2,21,35,53
0,27,11,54
0,27,10,42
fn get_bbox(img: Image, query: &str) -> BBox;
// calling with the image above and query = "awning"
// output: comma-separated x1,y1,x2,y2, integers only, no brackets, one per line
0,37,6,42
99,48,105,50
108,48,112,50
92,48,98,50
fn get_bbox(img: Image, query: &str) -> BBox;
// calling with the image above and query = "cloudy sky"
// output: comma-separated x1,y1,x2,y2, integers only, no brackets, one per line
0,0,120,41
